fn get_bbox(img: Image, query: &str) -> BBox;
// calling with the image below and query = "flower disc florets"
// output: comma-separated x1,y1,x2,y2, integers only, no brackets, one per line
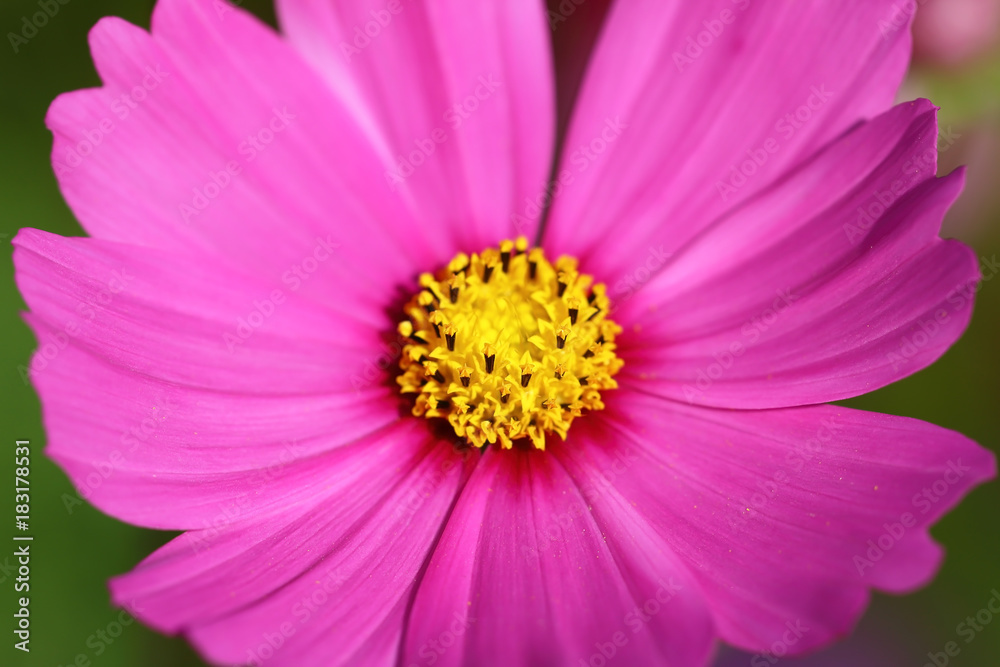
397,238,623,450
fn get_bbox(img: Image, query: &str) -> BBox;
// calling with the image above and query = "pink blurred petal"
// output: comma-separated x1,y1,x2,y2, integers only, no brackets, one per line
48,0,467,320
14,229,403,528
616,102,979,408
545,0,914,281
111,430,472,667
276,0,556,242
402,446,716,667
567,389,995,654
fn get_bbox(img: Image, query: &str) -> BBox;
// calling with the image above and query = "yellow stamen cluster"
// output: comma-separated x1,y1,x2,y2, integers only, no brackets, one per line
397,238,623,450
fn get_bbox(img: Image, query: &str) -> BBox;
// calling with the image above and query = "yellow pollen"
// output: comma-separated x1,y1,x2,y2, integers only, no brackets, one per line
396,238,623,450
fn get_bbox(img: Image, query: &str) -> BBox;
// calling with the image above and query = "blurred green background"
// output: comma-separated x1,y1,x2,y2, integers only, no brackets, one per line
1,1,998,665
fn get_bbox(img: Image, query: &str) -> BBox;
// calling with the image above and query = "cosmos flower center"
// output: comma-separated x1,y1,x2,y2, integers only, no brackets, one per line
397,238,623,450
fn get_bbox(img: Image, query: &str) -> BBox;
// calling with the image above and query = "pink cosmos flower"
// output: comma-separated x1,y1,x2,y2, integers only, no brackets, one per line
13,0,997,665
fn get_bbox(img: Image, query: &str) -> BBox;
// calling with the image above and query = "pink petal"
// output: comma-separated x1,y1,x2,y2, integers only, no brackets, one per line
402,446,715,667
111,430,473,667
569,389,995,654
49,0,461,320
275,0,556,242
615,101,979,408
14,229,401,528
545,0,913,280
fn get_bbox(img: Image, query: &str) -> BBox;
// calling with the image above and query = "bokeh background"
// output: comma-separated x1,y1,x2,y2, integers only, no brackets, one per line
1,0,998,665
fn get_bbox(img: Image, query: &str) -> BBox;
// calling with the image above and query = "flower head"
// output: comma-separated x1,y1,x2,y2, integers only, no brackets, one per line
397,238,622,449
13,0,995,666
